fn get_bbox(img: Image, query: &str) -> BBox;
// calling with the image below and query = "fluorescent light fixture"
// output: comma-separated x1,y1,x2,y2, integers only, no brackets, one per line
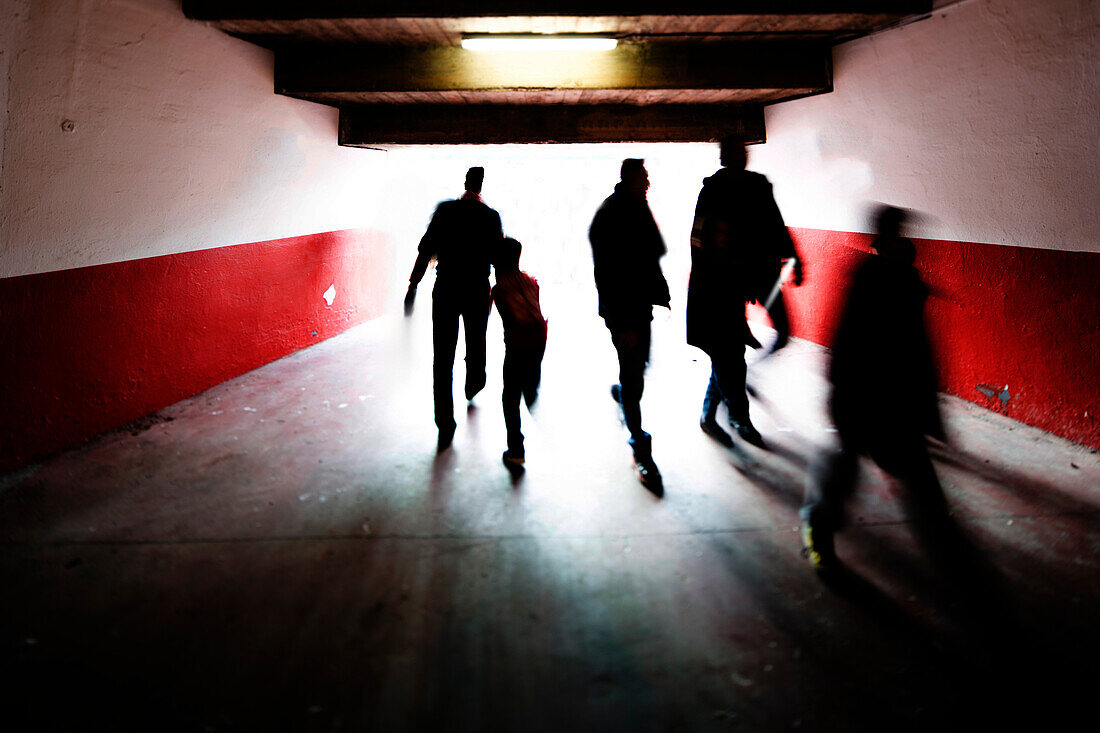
461,35,618,52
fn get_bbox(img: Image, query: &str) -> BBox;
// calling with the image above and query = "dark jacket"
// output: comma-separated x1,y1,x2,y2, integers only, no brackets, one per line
410,196,503,292
686,168,797,352
829,240,943,448
589,183,671,327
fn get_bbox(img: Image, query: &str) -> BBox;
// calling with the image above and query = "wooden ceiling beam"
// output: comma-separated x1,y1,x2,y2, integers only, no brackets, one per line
184,2,931,21
275,43,830,98
339,104,766,145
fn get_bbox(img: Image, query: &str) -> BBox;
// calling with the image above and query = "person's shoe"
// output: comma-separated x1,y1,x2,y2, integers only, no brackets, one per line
502,449,525,467
633,454,663,494
800,520,836,572
437,424,456,452
729,418,766,449
465,375,486,402
700,417,734,448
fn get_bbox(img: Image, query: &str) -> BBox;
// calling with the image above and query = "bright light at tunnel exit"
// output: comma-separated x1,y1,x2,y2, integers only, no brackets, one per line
461,36,618,52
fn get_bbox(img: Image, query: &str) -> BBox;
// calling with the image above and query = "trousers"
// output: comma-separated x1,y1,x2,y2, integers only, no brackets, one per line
608,320,653,457
502,343,545,453
432,281,491,431
701,292,790,421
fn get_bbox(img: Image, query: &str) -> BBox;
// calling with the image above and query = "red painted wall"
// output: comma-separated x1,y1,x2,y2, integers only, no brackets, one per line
780,228,1100,450
2,223,1095,470
0,229,392,471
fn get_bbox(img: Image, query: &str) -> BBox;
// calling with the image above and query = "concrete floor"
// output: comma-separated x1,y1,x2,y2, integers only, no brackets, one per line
2,296,1098,732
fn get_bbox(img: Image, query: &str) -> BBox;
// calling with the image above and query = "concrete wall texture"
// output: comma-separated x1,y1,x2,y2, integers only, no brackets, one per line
0,0,1097,469
756,0,1099,253
0,0,390,277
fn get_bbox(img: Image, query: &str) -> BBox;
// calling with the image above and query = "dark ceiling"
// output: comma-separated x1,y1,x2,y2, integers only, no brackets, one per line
182,2,933,145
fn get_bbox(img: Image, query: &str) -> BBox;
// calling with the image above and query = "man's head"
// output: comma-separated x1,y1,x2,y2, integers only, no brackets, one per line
620,158,649,197
465,166,485,194
873,204,907,239
871,205,915,264
719,135,748,170
495,237,522,272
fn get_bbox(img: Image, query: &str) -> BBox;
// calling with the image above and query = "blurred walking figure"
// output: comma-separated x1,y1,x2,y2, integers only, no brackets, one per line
688,136,804,450
800,205,948,571
491,237,547,470
589,159,671,492
404,166,503,450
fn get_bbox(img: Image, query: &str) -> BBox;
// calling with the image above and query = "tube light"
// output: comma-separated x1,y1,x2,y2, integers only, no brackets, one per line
461,36,618,52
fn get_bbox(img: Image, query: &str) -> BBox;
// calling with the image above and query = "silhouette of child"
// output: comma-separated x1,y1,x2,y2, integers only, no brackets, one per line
491,238,547,468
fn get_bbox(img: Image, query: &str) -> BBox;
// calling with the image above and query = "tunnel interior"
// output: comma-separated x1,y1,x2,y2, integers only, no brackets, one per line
1,1,1098,731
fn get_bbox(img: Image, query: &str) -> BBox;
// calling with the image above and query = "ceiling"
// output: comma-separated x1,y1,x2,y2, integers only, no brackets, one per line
182,2,933,145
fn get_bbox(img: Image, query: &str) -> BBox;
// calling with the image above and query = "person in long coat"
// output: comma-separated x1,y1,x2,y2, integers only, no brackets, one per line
687,136,803,448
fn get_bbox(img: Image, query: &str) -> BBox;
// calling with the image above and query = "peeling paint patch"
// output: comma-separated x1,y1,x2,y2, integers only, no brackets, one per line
976,384,1010,405
322,284,336,306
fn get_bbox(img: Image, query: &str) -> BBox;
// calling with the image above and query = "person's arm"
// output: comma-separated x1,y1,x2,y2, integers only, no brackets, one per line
761,181,804,285
654,270,671,309
405,206,443,314
589,207,610,298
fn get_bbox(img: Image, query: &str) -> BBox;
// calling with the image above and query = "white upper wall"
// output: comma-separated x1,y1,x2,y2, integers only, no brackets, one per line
3,0,1095,279
0,0,387,278
752,0,1099,251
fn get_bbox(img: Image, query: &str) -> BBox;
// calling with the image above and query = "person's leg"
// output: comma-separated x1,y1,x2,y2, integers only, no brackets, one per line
766,291,790,353
803,445,859,533
699,363,734,446
701,366,722,422
611,322,661,490
800,443,859,568
522,342,545,409
432,292,460,446
711,345,749,422
711,342,763,446
611,323,650,453
461,282,491,401
501,349,524,461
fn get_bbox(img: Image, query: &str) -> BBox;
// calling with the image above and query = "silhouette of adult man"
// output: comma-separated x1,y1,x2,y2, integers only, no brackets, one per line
687,136,804,449
405,166,503,450
589,159,671,491
800,205,948,571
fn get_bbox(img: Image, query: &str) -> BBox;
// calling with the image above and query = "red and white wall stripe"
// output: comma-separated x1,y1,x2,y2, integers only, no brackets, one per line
754,0,1099,449
2,0,1097,471
781,229,1099,449
0,230,392,470
1,1,397,471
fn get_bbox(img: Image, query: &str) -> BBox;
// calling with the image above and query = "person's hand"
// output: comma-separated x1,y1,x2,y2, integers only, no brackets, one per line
403,284,417,316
